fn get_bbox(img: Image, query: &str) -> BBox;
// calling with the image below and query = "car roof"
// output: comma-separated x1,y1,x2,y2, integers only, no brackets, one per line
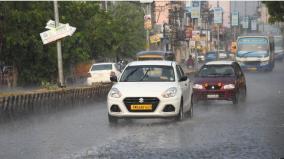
136,50,174,56
128,60,175,66
92,62,115,65
205,61,235,65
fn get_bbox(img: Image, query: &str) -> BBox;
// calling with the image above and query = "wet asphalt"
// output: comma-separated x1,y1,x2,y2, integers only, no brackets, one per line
0,62,284,159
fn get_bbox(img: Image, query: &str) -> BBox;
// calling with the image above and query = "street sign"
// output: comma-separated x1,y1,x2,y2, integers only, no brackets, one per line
191,1,200,19
231,11,239,26
214,7,223,24
139,0,153,3
150,34,160,43
242,16,249,29
189,40,196,48
192,30,200,41
45,20,64,30
251,19,257,31
144,19,152,30
40,23,76,45
144,15,151,20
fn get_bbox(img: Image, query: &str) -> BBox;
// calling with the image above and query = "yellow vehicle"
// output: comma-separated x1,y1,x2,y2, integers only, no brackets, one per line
136,51,175,61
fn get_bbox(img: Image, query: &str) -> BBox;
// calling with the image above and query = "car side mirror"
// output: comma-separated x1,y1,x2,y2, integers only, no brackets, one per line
110,75,118,82
179,76,188,82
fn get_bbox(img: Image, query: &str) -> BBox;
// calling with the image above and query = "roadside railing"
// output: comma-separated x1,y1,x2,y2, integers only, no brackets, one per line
0,83,112,116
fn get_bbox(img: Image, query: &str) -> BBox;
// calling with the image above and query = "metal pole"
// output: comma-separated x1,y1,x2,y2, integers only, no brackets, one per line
217,24,220,60
54,0,64,87
206,21,208,52
234,26,236,41
145,3,150,51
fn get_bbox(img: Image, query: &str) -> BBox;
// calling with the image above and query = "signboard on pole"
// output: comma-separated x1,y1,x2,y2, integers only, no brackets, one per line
242,16,249,29
251,19,257,31
150,34,160,43
214,7,223,24
40,23,76,45
231,11,239,26
191,1,200,19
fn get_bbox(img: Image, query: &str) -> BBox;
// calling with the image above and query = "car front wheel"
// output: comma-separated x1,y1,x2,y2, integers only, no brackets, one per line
176,100,184,121
188,99,193,118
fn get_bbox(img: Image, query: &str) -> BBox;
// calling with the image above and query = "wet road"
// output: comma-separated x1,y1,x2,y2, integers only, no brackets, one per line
1,62,284,159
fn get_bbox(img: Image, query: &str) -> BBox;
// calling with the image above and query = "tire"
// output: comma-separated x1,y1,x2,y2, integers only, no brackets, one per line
232,92,239,105
176,100,184,121
240,86,247,102
108,113,118,124
188,99,193,119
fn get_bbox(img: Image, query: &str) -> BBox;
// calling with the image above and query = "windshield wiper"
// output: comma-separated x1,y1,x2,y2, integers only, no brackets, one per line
139,68,151,81
123,68,139,82
238,51,255,57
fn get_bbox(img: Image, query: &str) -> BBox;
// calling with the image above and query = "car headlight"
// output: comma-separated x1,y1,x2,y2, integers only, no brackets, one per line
193,84,203,89
109,88,122,98
162,87,177,98
223,84,235,89
260,61,269,66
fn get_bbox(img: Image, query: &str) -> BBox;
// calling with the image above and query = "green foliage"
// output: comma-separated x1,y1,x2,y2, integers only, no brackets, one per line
0,1,145,85
262,1,284,23
41,80,57,90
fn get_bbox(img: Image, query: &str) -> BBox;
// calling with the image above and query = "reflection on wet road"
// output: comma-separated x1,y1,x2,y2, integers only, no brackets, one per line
1,62,284,159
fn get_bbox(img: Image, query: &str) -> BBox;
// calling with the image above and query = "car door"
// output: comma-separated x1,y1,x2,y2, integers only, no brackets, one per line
176,65,191,110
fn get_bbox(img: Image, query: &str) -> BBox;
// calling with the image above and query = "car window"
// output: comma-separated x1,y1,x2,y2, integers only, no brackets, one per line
91,64,112,71
199,65,235,77
177,65,185,77
120,65,175,82
176,66,182,80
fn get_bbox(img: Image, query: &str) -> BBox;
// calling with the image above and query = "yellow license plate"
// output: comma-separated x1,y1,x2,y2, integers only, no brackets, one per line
247,67,257,71
130,104,152,110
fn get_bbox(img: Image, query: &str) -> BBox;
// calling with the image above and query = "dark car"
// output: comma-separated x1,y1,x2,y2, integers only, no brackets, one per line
204,51,217,62
192,61,246,104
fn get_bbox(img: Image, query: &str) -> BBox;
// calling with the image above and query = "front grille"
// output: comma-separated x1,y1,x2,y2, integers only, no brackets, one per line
205,85,222,90
123,97,160,112
244,61,260,66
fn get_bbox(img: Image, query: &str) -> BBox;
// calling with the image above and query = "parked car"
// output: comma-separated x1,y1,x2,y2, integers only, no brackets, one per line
86,63,121,85
107,60,193,123
218,50,229,59
192,61,246,104
205,51,217,62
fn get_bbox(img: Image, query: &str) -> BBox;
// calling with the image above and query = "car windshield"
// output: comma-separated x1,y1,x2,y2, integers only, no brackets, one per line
91,64,112,71
198,65,235,77
237,38,269,57
120,65,175,82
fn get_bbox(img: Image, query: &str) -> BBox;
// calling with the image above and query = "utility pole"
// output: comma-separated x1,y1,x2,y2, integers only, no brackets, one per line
146,3,151,51
234,1,237,41
54,0,64,87
217,1,220,60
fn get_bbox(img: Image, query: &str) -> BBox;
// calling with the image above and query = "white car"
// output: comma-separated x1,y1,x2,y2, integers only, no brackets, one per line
218,50,229,59
107,60,193,123
86,63,121,85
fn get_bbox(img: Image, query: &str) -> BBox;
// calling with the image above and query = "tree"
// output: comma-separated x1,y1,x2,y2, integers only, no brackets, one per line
262,1,284,23
0,2,145,86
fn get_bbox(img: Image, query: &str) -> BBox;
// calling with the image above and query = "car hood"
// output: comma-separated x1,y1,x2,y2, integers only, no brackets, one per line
113,82,177,97
194,76,236,85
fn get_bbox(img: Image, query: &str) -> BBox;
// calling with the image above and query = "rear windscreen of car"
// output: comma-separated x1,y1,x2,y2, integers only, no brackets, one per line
120,65,175,82
206,52,217,57
199,65,235,77
91,64,112,71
